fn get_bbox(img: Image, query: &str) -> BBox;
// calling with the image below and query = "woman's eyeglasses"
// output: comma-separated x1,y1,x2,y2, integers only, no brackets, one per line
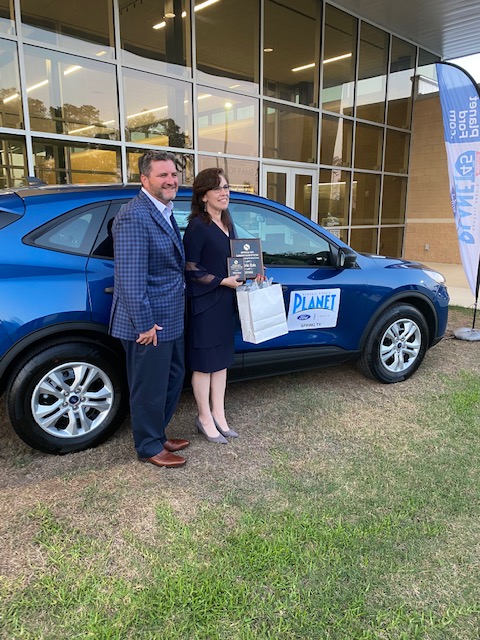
212,184,230,191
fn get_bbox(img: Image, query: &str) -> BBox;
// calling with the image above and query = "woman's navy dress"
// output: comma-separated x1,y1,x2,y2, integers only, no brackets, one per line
183,216,236,373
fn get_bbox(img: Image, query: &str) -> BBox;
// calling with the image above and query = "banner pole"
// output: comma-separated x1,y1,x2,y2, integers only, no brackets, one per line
473,259,480,330
436,61,480,341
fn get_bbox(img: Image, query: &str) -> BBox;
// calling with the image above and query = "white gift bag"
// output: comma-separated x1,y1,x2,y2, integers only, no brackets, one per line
236,283,288,344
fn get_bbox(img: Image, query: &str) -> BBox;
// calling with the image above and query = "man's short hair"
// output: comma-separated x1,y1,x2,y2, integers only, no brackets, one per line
138,150,176,177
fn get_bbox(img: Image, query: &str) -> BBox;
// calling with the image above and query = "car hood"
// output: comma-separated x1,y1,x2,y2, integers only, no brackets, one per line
360,253,433,272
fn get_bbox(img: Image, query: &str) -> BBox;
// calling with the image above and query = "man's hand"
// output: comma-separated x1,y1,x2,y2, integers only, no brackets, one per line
137,324,163,346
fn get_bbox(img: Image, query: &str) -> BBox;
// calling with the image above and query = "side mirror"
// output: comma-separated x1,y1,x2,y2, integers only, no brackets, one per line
336,247,357,269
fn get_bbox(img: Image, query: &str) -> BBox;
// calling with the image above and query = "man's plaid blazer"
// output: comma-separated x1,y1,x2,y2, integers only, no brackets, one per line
109,190,186,342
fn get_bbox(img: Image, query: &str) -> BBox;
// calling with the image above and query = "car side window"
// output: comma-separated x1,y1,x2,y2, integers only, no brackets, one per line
91,197,193,260
91,200,125,259
172,198,191,235
25,203,109,256
230,202,334,266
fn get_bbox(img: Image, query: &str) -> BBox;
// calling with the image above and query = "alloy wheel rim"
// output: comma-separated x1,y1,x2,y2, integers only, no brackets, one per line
31,361,114,438
379,318,422,373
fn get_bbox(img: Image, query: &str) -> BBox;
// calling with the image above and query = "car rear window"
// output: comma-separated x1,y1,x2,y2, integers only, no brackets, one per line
24,203,109,256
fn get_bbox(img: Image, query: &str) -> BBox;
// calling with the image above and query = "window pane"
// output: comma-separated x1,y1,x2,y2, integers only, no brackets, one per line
416,49,441,97
382,175,407,224
264,102,317,163
354,122,383,170
0,0,14,35
320,114,352,167
379,226,404,258
322,5,357,115
119,0,190,78
318,168,350,227
33,139,121,184
198,155,258,193
195,0,259,94
330,227,348,243
123,68,192,149
25,46,119,139
264,0,319,106
21,0,114,59
352,172,380,225
384,129,410,174
295,174,313,218
266,170,286,205
387,37,415,129
350,227,378,254
197,88,258,157
356,23,388,124
127,150,193,185
0,38,23,129
0,133,27,188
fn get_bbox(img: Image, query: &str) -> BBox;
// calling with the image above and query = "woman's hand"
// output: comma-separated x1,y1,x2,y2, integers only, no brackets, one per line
220,275,243,289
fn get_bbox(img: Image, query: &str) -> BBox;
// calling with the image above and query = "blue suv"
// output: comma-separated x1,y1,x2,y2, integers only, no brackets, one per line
0,183,449,454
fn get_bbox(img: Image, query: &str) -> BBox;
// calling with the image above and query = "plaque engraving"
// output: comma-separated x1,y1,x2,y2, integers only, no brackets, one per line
227,257,245,280
230,238,263,279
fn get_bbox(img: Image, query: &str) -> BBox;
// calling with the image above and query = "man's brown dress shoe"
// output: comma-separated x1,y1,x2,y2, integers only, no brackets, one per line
164,438,190,452
138,449,186,468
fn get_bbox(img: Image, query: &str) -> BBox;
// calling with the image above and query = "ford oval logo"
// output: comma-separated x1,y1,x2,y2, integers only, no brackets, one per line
297,314,311,320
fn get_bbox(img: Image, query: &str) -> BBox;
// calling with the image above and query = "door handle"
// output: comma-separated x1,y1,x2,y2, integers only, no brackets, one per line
104,286,114,294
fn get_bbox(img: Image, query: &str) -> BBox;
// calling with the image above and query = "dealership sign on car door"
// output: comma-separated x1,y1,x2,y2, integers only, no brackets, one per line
287,288,341,330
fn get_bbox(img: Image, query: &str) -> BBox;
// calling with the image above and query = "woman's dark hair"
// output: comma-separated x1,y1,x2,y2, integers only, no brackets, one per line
189,167,233,230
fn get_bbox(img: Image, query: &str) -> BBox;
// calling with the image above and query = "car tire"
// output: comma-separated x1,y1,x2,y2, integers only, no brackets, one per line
7,338,128,454
358,303,429,383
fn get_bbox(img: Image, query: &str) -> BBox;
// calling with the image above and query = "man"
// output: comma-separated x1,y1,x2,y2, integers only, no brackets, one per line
110,150,188,468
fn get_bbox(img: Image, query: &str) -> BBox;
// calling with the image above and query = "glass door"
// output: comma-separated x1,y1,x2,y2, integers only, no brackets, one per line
262,165,317,221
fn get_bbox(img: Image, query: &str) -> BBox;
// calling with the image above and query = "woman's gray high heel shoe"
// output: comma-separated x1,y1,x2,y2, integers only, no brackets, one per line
195,416,228,444
212,416,239,438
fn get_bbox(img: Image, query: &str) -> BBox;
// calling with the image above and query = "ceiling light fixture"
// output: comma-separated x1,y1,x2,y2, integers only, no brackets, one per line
195,0,220,10
64,65,81,75
291,53,352,72
153,0,218,29
26,80,49,92
127,105,168,119
292,62,315,72
3,93,19,103
154,10,187,28
323,52,352,64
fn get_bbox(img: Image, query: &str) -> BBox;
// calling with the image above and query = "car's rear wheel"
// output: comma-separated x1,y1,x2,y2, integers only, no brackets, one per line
7,339,127,454
358,303,429,383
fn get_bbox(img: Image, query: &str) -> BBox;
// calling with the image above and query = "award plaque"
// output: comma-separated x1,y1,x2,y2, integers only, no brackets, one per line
227,257,245,280
230,238,263,279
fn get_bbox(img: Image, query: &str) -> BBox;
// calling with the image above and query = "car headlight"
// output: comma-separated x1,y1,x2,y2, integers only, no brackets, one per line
423,269,446,285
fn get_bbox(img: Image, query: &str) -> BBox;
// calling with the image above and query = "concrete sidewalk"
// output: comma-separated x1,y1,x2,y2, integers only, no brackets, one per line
423,261,476,309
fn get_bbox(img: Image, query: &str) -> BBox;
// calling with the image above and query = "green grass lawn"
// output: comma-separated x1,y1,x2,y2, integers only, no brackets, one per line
1,310,479,639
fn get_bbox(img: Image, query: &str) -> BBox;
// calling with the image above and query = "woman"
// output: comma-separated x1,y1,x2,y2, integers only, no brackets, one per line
183,168,243,443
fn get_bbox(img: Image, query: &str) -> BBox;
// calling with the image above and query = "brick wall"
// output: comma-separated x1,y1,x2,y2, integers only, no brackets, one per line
404,93,461,264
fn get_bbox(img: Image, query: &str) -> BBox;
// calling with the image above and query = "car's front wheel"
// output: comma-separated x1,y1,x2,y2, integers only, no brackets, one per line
7,338,128,454
358,303,429,383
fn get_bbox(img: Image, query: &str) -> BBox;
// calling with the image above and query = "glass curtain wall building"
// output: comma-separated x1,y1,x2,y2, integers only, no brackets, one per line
0,0,440,256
